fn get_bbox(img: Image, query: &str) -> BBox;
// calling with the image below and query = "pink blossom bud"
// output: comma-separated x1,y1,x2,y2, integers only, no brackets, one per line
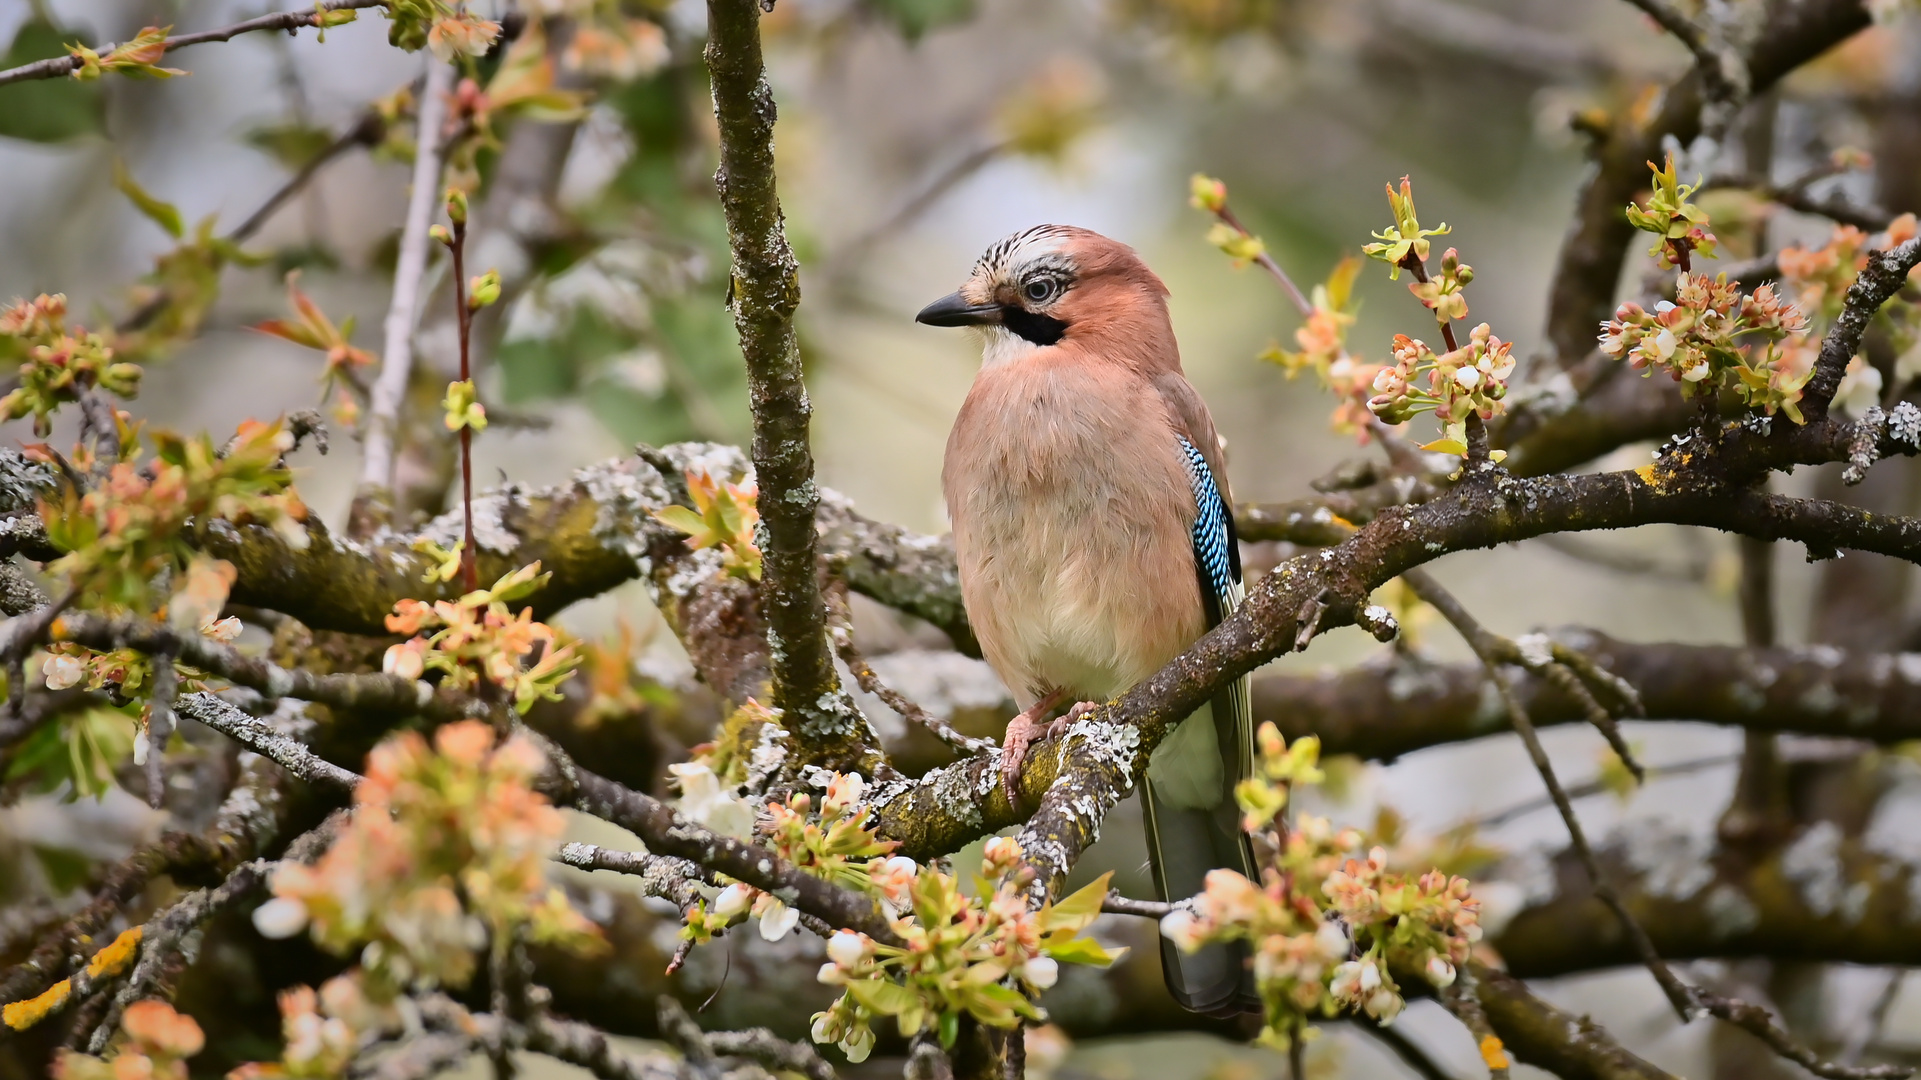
1314,920,1349,961
1160,909,1201,952
714,883,753,920
1425,955,1456,988
826,931,869,968
759,899,799,941
43,654,83,690
1022,956,1060,990
1367,988,1405,1024
253,897,309,939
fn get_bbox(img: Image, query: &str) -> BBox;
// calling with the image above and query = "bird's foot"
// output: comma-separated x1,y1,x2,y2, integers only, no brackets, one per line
1002,698,1104,810
1051,700,1102,737
1000,693,1067,810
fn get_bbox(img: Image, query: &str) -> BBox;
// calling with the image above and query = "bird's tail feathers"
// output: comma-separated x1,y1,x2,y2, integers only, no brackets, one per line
1142,687,1260,1017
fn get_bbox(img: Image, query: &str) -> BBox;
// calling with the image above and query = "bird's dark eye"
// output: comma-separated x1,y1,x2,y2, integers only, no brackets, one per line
1024,279,1056,303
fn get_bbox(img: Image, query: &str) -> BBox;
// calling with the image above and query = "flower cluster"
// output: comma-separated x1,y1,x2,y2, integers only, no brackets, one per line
228,970,407,1079
41,421,308,616
253,721,603,991
442,27,586,185
1367,324,1517,457
381,563,581,714
1599,272,1811,420
1233,726,1327,831
1256,256,1390,439
653,470,764,581
442,378,487,432
1409,247,1472,332
687,772,897,948
667,771,1121,1063
1262,256,1357,384
808,838,1121,1063
1362,177,1450,278
386,0,500,59
1625,153,1717,270
1160,724,1483,1049
53,1000,202,1080
562,13,670,81
0,293,141,435
67,26,186,81
252,273,375,397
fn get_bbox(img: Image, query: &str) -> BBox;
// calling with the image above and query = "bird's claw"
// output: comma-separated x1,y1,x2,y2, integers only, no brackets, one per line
1001,701,1105,810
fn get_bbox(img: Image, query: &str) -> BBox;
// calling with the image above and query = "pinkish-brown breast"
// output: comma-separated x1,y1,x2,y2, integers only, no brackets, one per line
943,350,1206,708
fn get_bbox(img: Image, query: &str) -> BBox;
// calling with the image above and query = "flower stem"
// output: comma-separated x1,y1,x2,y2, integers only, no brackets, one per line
451,216,478,594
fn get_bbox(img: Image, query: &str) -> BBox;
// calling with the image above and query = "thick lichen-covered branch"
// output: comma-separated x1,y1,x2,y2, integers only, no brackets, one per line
869,408,1921,861
704,0,873,774
1258,629,1921,761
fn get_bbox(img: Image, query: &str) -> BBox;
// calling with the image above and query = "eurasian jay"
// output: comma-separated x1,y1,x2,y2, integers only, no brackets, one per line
916,224,1258,1017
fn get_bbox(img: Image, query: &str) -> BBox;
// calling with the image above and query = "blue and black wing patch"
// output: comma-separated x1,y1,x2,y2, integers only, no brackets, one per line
1177,435,1242,624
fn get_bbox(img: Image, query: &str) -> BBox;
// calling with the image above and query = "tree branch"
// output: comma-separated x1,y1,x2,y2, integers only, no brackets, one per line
0,0,390,88
1803,237,1921,423
1405,569,1697,1019
354,57,455,534
868,408,1921,860
704,0,875,775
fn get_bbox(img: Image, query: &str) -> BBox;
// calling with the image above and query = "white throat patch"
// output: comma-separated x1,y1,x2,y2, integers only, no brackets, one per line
972,324,1046,369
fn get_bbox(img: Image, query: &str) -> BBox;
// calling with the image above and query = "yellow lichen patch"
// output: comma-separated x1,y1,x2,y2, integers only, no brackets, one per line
1633,463,1659,486
2,925,142,1031
3,977,71,1031
1480,1033,1511,1069
86,925,143,979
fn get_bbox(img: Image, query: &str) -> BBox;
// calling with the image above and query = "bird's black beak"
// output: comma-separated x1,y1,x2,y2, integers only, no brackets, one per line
915,291,1002,327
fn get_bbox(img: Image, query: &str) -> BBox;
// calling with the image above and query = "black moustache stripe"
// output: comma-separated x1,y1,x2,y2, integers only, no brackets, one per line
1002,305,1066,346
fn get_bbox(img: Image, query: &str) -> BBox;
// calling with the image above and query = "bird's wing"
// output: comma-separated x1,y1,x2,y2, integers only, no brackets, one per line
1145,375,1261,1016
1153,373,1246,692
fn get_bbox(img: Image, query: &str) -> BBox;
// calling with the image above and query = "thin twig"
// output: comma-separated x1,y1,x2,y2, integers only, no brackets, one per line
1840,971,1905,1067
142,650,178,809
1403,568,1698,1020
555,843,706,913
1100,891,1180,919
1697,989,1911,1080
356,58,455,528
1804,237,1921,422
174,692,363,789
1466,753,1740,830
1206,201,1312,317
1618,0,1745,110
0,0,389,88
707,1028,839,1080
823,141,1008,286
825,579,994,755
449,204,478,592
1364,1021,1463,1080
229,111,386,244
1532,532,1712,582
